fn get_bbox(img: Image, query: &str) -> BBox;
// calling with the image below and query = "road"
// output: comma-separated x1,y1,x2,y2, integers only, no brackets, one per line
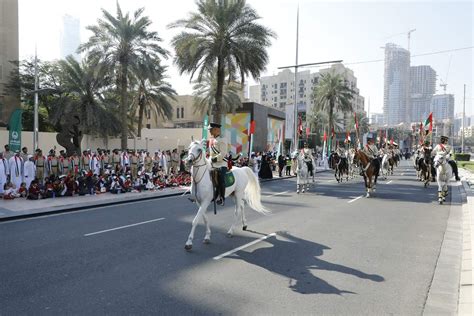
0,160,459,315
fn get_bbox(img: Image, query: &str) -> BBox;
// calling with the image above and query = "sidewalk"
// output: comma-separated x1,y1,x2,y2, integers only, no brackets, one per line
458,167,474,315
0,167,327,222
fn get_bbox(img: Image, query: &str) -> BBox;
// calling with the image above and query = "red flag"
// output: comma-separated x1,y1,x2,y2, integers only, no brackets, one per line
331,127,335,137
354,112,358,130
323,131,327,141
249,120,256,135
298,116,303,136
390,138,394,145
306,126,310,137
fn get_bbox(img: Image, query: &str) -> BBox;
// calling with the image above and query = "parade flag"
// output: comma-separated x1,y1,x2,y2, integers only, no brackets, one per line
424,113,433,132
298,115,303,136
8,109,23,152
346,131,351,142
390,138,394,146
354,112,359,130
248,120,256,156
202,115,209,139
249,120,256,135
306,126,310,137
331,127,335,137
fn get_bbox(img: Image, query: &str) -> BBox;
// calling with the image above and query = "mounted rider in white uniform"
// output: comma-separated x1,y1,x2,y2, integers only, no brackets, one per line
431,135,460,181
302,142,314,176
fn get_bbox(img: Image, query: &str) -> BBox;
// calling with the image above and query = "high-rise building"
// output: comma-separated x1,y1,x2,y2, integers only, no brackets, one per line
431,94,454,122
60,14,81,60
0,0,19,127
370,113,384,126
410,65,436,123
383,43,410,126
248,64,365,130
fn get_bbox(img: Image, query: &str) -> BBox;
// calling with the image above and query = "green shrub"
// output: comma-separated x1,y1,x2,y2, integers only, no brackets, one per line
454,153,471,161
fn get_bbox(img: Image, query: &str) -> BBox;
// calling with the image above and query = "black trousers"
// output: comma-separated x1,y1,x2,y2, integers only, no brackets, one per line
219,167,227,200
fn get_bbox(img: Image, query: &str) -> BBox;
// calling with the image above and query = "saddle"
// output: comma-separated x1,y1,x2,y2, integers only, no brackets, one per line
210,170,235,189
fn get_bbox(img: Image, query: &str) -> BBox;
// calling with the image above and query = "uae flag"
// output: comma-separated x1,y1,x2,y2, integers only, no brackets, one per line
424,113,433,133
354,112,358,130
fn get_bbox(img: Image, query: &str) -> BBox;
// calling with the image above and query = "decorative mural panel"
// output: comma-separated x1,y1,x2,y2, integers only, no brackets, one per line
267,117,284,152
223,112,251,155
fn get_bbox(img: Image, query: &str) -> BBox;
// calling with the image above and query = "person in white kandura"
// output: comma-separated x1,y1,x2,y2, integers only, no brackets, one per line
23,155,36,189
9,150,24,189
0,152,9,195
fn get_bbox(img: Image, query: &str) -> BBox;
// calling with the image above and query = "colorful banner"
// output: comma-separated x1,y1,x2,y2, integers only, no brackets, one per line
8,109,23,152
223,112,251,155
267,117,284,152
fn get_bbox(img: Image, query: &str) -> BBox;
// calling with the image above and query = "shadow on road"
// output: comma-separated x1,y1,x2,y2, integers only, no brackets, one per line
228,231,385,295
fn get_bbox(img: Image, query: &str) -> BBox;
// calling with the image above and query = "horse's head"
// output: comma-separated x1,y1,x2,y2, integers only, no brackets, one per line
433,153,447,169
185,140,206,166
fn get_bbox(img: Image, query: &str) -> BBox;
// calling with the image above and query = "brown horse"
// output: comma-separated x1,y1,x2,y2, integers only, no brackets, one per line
418,148,432,187
353,150,380,198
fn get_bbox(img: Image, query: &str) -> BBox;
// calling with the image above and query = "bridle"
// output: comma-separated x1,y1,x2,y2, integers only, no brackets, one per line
187,147,208,185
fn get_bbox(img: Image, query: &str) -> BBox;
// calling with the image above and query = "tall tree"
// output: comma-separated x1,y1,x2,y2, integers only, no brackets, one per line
51,56,121,148
79,3,169,149
169,0,275,123
192,69,243,116
312,72,354,138
130,61,176,137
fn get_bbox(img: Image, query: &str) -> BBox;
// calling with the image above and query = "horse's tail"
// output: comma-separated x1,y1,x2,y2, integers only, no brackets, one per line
243,167,271,215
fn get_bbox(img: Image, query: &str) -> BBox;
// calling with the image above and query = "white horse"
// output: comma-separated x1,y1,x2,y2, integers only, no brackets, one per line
293,151,310,193
380,154,392,179
433,153,453,204
184,140,269,250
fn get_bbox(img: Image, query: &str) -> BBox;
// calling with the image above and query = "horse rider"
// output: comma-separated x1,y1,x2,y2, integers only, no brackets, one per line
431,135,460,181
361,134,380,175
208,122,228,205
302,142,314,177
416,140,432,167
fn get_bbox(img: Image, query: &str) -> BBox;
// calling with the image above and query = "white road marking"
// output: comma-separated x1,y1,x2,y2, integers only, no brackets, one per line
263,190,290,198
401,173,405,176
347,195,364,203
213,233,277,260
84,217,165,237
387,180,393,184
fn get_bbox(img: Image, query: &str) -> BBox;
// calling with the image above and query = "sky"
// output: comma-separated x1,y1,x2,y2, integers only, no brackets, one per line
18,0,474,116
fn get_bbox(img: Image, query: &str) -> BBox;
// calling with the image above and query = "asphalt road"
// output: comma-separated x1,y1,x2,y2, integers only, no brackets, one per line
0,160,458,315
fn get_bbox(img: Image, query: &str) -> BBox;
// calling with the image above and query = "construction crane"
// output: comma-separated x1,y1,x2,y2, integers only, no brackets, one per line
439,55,452,94
382,29,416,51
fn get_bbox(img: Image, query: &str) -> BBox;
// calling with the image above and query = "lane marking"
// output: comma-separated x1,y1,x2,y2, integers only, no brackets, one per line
213,233,277,260
348,195,364,203
84,217,165,237
401,173,405,176
263,190,290,198
387,180,393,184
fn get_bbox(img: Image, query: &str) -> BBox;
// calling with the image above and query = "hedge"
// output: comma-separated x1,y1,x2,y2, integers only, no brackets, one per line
454,153,471,161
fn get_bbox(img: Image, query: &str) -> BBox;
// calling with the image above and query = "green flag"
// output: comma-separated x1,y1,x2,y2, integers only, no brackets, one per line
8,109,23,152
202,115,209,140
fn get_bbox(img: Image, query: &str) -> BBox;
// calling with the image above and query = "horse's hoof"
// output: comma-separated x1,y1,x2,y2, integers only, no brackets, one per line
227,233,233,238
366,193,370,198
296,191,300,194
242,225,247,231
203,239,210,244
184,244,193,251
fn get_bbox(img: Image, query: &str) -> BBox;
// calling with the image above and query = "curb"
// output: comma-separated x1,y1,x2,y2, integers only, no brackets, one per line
423,183,464,315
0,172,326,223
0,190,188,223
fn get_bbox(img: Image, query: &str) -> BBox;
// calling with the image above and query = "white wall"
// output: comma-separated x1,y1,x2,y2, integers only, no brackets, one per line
1,128,202,153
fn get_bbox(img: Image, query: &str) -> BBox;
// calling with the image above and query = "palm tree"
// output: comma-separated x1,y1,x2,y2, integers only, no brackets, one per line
312,72,354,137
79,3,169,149
192,69,243,116
130,61,176,137
51,56,121,146
169,0,275,123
